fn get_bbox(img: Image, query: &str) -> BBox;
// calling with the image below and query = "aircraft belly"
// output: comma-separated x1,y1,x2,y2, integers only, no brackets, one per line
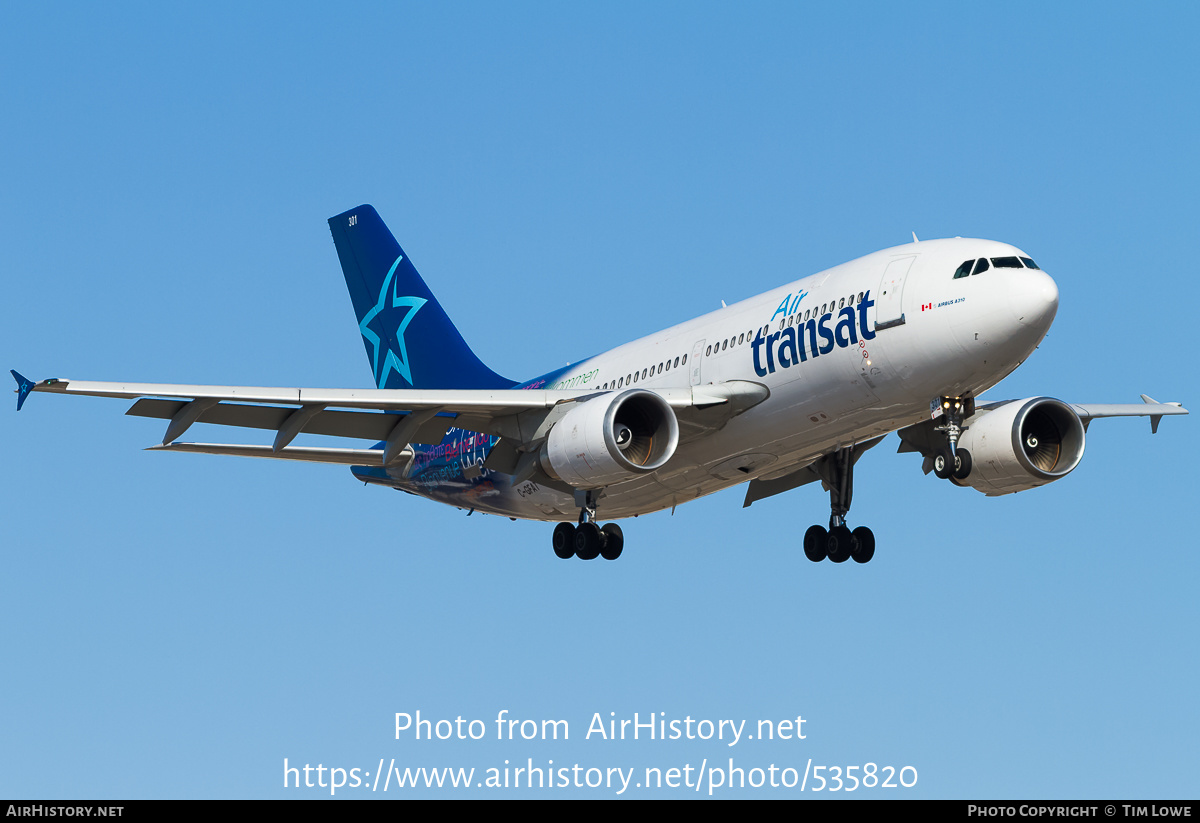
391,333,1002,522
409,474,574,520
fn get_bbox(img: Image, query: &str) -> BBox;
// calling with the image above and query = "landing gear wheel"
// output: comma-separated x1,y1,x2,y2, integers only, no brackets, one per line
552,522,576,559
933,450,953,480
952,448,972,480
574,522,602,560
600,523,624,560
827,525,853,563
803,525,828,562
851,526,875,563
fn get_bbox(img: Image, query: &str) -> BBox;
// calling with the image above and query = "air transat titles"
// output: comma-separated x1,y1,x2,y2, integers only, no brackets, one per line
752,291,876,377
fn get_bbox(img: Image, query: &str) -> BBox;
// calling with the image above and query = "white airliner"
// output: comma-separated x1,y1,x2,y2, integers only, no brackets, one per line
11,205,1187,562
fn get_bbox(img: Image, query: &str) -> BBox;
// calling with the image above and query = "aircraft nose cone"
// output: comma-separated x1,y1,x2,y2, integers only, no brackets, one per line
1010,268,1059,332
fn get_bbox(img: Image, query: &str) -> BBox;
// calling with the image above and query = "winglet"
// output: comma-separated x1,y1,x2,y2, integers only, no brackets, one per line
11,370,34,411
1140,394,1163,434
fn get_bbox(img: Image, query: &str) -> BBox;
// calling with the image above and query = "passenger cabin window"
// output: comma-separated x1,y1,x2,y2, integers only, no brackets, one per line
972,258,990,276
953,260,973,279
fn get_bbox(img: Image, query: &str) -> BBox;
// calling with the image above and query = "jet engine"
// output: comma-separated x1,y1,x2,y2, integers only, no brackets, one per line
955,397,1086,495
540,389,679,488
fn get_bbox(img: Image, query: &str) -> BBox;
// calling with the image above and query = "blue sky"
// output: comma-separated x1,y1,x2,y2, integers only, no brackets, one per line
1,2,1196,798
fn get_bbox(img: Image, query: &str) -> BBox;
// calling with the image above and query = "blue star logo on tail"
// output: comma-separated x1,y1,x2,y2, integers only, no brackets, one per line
11,370,35,411
360,256,427,389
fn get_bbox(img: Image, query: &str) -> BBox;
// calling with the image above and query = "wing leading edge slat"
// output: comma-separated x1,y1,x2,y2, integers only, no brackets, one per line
30,379,723,410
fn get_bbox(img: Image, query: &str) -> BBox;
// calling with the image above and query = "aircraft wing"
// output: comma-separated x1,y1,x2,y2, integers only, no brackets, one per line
10,372,765,468
1067,395,1187,433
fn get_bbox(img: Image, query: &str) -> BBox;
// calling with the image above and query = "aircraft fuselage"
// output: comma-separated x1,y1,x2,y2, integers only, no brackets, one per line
361,236,1059,521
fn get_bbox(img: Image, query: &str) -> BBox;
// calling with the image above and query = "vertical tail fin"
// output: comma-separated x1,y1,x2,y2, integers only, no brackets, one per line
11,370,35,411
328,205,512,390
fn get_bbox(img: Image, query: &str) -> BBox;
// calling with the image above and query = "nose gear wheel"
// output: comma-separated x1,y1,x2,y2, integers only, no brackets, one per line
932,396,975,482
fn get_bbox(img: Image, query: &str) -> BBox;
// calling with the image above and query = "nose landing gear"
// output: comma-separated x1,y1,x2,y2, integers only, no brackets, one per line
932,396,974,481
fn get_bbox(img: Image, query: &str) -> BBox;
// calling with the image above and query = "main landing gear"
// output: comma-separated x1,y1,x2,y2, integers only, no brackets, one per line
802,445,876,564
551,490,624,561
931,395,974,482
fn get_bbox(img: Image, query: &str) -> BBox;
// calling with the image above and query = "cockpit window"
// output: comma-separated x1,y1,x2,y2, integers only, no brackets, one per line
953,260,973,279
992,256,1023,268
1020,257,1040,270
972,258,990,275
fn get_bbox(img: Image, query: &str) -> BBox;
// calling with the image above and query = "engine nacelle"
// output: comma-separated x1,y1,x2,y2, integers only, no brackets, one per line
954,397,1086,495
540,390,679,488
